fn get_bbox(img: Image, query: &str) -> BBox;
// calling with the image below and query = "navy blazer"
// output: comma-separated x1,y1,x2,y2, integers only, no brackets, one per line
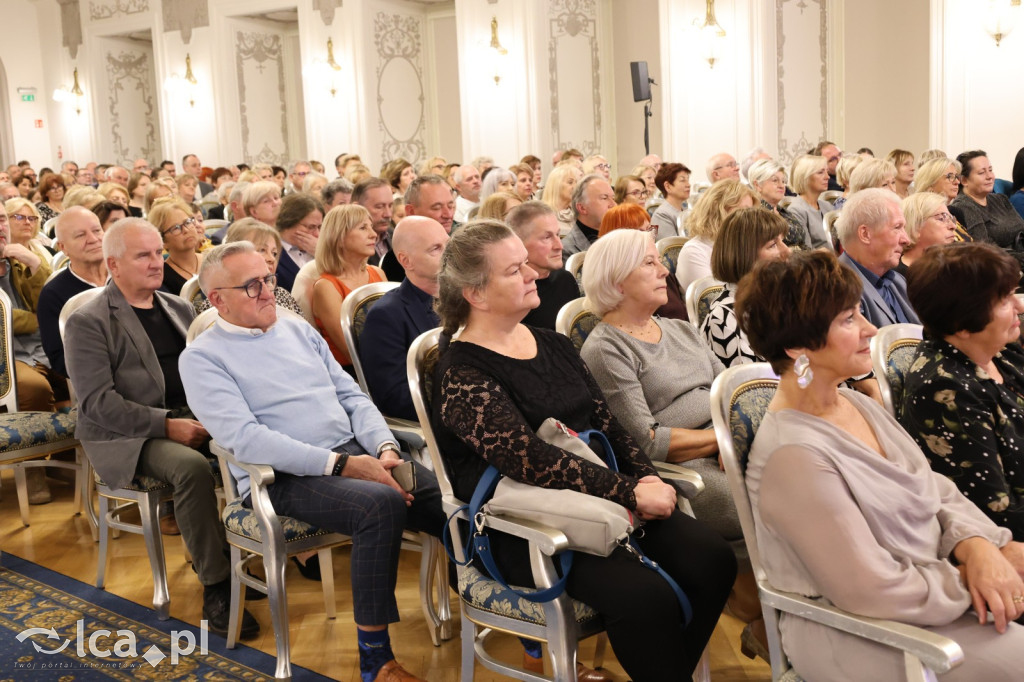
839,252,920,328
276,250,302,292
360,279,439,420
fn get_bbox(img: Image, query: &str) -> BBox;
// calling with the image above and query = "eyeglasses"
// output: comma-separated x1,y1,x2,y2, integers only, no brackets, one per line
293,171,310,178
626,189,650,199
943,173,960,182
640,223,658,235
713,161,739,171
9,214,40,224
595,163,611,171
162,217,197,236
212,274,278,298
929,212,956,225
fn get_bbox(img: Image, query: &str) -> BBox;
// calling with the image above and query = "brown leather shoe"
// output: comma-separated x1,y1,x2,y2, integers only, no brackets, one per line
576,662,613,682
159,514,181,536
523,651,544,674
373,659,426,682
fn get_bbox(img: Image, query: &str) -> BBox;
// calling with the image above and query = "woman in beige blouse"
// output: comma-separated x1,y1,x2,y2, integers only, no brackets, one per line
736,249,1024,681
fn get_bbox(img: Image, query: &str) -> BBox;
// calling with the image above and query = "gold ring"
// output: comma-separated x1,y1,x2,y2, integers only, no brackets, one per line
1014,595,1024,604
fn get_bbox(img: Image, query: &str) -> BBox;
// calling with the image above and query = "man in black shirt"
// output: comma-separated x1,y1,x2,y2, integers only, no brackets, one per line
509,202,580,329
63,218,259,639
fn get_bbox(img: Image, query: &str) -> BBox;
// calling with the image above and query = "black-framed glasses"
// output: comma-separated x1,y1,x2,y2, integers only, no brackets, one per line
943,173,960,182
162,217,196,236
627,189,650,199
212,274,277,298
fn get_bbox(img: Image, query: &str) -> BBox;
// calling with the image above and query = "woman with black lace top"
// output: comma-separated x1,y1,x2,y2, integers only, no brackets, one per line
430,220,736,681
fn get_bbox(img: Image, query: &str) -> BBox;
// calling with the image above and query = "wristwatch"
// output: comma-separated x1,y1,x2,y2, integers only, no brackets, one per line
377,442,401,458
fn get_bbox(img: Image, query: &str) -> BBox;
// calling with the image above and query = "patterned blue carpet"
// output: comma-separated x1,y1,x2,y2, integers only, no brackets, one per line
0,553,332,680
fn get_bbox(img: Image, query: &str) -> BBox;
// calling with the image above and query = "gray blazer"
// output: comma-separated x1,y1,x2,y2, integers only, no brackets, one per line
561,224,593,257
787,197,834,249
64,281,195,489
838,252,920,328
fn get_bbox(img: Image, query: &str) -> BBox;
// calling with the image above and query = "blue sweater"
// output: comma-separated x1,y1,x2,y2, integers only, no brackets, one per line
179,317,394,499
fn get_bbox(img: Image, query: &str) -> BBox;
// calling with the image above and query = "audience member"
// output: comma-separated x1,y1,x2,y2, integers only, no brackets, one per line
452,165,482,222
540,164,582,236
127,172,150,217
288,161,312,194
243,181,282,228
479,167,515,203
6,198,51,263
746,159,803,247
506,201,579,329
432,220,735,681
148,197,203,295
848,158,898,194
896,192,958,275
353,178,394,267
811,140,843,191
381,158,416,196
886,149,915,198
274,192,324,292
835,188,919,326
510,163,535,201
63,218,259,639
706,153,740,183
562,174,615,257
950,150,1024,250
677,180,758,291
650,163,692,238
583,155,611,180
786,155,834,249
612,174,648,206
403,175,454,235
737,248,1024,681
831,154,865,210
36,173,66,223
361,216,449,420
312,204,386,374
322,178,354,209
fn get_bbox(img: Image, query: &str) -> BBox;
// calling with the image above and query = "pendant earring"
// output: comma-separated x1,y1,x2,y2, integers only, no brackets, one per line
794,353,813,390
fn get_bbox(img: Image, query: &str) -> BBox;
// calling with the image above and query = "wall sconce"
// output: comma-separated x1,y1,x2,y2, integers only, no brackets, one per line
984,0,1022,46
694,0,727,68
305,38,343,97
52,67,84,115
164,54,199,107
489,16,508,85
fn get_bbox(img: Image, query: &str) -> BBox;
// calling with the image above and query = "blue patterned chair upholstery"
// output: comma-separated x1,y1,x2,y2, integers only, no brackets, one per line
555,297,600,353
408,328,609,682
656,236,689,275
870,323,924,419
711,363,962,682
340,281,453,647
565,252,586,293
0,289,87,530
685,276,725,329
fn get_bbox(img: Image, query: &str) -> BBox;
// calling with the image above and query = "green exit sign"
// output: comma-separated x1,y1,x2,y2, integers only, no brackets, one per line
20,94,34,102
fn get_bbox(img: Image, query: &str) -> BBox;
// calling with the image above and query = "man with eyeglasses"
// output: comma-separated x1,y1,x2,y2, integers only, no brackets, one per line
812,141,844,192
63,219,261,640
287,160,312,195
562,174,617,257
181,241,443,682
706,153,740,184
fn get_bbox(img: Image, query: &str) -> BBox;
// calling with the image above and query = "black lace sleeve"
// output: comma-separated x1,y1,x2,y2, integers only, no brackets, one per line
438,362,641,509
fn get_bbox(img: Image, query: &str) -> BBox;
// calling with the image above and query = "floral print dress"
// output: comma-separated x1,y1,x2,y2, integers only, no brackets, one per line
900,337,1024,540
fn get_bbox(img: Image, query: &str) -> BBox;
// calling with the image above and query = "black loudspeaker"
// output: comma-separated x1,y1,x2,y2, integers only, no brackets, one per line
630,61,651,102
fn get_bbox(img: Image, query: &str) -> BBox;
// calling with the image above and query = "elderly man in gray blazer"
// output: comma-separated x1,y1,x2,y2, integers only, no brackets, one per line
836,188,920,327
63,217,259,639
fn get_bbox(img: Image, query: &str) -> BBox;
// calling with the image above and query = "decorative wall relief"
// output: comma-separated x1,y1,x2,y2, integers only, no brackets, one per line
235,31,289,165
163,0,209,45
548,0,601,156
88,0,148,21
58,0,83,59
776,0,828,164
374,12,426,164
105,49,157,164
314,0,344,26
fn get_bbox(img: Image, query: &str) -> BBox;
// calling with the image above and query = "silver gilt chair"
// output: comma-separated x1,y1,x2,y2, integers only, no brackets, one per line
656,235,689,275
0,289,85,528
340,280,453,646
710,362,964,682
684,276,724,329
870,323,924,419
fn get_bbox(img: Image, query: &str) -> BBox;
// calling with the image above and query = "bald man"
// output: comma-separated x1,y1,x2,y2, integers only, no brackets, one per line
38,207,108,378
360,216,448,420
706,152,740,183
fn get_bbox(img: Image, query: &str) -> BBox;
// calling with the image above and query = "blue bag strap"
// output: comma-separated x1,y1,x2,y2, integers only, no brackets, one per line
576,429,618,472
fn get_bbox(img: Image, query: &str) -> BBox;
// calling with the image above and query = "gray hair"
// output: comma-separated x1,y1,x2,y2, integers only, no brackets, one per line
302,171,328,193
102,217,159,260
480,167,515,202
470,156,493,170
571,173,604,219
435,220,514,335
582,229,651,317
506,201,556,241
740,147,770,181
198,240,257,295
288,160,311,174
746,158,786,189
322,178,354,204
229,181,249,204
451,164,476,185
405,174,449,208
836,188,901,245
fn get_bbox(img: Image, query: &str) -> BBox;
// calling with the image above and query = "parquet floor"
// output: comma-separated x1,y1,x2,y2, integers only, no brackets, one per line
0,470,772,681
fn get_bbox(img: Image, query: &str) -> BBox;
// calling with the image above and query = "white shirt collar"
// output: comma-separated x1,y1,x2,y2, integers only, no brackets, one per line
67,263,109,287
216,316,272,337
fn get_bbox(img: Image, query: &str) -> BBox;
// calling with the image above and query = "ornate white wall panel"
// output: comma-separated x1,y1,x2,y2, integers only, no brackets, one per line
88,0,149,21
374,10,428,164
102,42,159,164
548,0,602,156
776,0,828,165
235,29,290,165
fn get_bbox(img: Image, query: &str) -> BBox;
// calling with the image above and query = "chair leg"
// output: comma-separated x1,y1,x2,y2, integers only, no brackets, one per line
138,492,170,620
263,548,292,680
419,533,443,647
96,494,110,588
13,465,30,526
544,600,579,682
459,613,476,682
435,542,453,641
318,547,336,619
83,462,99,541
226,546,244,649
693,646,711,682
592,633,607,670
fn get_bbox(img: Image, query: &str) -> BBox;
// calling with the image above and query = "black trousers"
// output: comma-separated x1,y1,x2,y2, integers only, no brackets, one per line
494,508,737,680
